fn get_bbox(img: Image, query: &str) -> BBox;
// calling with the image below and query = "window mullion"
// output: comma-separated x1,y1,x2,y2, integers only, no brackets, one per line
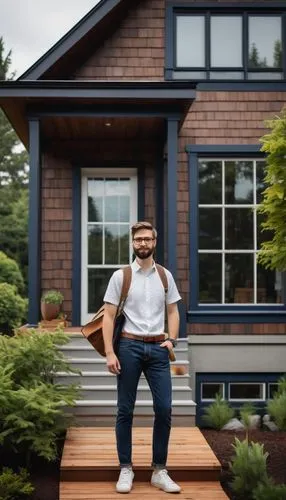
206,11,210,76
254,161,257,304
243,12,248,78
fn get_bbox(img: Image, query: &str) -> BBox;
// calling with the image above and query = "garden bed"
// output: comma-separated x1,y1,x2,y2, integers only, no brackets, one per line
202,429,286,499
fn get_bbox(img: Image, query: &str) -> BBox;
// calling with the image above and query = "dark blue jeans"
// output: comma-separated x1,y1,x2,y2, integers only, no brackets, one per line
116,337,172,468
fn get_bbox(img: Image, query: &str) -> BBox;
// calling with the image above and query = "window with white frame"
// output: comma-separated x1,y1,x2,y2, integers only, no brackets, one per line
81,170,137,324
201,382,225,401
229,382,265,401
174,11,283,80
198,158,283,305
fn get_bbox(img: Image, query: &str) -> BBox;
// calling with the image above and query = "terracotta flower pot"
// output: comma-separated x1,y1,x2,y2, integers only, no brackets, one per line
40,302,61,321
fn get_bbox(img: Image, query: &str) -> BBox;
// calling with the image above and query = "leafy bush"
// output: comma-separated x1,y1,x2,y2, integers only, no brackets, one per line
41,289,64,304
267,390,286,430
0,467,34,500
253,480,286,500
229,438,269,498
202,394,235,430
0,329,80,462
0,283,27,334
276,375,286,395
0,251,24,294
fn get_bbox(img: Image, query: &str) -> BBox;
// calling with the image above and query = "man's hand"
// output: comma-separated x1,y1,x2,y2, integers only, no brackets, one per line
106,352,121,375
160,339,173,351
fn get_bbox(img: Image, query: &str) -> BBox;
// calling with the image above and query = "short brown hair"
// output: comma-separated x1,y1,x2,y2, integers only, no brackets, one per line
131,221,157,239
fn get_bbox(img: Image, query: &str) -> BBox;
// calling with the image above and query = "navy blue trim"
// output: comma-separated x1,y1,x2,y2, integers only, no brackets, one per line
156,157,164,266
28,120,41,325
186,144,262,154
187,144,286,322
170,2,286,10
196,82,286,90
165,5,174,74
19,0,125,80
167,118,179,280
189,153,199,310
72,167,81,326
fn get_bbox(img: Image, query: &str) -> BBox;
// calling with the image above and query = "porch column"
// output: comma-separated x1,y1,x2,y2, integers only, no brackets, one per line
28,119,41,325
166,117,179,280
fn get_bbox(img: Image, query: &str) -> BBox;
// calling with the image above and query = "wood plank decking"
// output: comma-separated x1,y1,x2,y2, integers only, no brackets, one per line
60,481,229,499
60,427,229,499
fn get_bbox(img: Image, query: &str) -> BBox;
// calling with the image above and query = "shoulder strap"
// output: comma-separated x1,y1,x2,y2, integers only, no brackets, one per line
155,264,168,294
117,265,132,315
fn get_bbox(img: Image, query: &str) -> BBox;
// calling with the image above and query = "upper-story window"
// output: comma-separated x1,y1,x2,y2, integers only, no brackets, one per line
171,8,284,81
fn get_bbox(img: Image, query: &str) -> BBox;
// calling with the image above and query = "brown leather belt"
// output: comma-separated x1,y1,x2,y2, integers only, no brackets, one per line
121,332,165,343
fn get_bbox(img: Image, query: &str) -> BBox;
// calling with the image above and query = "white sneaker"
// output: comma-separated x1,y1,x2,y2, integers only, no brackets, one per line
151,469,181,493
116,467,134,493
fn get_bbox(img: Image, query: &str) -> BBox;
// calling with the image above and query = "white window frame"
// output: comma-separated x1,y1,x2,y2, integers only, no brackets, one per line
198,157,281,306
201,382,225,402
81,168,138,325
229,382,266,402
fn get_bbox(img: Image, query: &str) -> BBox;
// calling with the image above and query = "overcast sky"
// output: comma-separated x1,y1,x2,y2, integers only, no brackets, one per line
0,0,100,77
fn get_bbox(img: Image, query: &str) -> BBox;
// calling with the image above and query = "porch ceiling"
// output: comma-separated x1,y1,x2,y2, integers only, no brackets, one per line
42,115,165,141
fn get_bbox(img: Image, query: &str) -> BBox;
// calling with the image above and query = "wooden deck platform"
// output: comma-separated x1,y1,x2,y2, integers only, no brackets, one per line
61,427,222,482
60,481,229,499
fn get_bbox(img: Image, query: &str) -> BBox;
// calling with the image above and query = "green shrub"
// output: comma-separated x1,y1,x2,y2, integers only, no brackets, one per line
229,437,269,498
0,329,80,462
0,467,34,500
253,480,286,500
0,283,27,334
202,394,235,430
41,290,64,304
267,391,286,431
0,328,78,385
0,251,24,294
276,375,286,395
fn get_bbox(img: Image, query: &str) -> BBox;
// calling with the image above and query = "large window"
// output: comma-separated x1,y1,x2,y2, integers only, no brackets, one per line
173,9,284,80
198,158,282,305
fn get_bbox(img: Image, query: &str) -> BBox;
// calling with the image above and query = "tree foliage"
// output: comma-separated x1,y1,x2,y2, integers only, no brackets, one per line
258,109,286,271
0,38,29,290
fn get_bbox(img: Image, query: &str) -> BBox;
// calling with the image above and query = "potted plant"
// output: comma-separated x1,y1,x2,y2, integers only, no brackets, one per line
40,290,64,321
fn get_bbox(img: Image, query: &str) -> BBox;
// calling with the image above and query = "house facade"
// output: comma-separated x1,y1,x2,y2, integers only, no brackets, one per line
1,0,286,422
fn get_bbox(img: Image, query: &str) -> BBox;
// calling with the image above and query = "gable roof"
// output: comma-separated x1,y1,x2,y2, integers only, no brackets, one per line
20,0,133,81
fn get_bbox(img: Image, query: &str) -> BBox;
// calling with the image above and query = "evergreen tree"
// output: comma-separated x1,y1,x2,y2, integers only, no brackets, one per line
258,109,286,271
0,38,29,290
273,39,282,68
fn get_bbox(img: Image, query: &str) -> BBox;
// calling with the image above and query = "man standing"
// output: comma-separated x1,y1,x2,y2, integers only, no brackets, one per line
102,221,181,494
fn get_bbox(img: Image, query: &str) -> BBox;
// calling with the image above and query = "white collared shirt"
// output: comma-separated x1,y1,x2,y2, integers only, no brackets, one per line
103,260,181,336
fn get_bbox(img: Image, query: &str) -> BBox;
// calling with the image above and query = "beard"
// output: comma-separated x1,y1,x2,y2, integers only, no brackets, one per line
133,246,154,260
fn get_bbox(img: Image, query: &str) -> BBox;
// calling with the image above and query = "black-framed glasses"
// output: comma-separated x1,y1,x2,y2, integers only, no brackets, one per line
133,237,154,245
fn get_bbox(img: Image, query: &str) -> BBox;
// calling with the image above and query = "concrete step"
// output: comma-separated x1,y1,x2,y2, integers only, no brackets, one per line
78,385,193,401
55,371,191,387
60,345,189,362
64,399,196,416
63,357,190,372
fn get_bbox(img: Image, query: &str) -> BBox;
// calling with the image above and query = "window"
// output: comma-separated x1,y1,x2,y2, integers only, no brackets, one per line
229,382,265,401
198,158,282,305
172,9,284,80
81,169,137,325
201,383,225,401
